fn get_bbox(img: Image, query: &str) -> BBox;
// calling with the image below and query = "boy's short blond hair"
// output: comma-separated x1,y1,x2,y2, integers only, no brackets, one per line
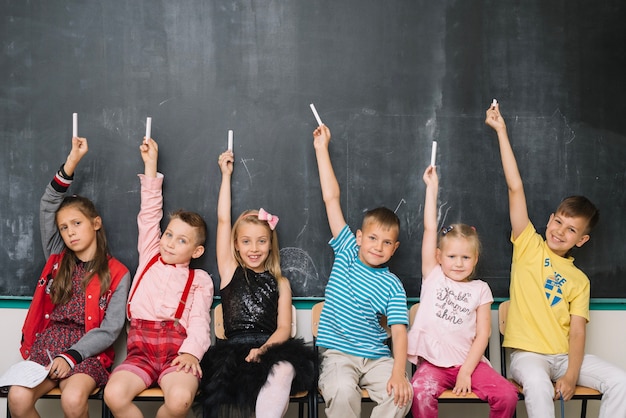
362,207,400,238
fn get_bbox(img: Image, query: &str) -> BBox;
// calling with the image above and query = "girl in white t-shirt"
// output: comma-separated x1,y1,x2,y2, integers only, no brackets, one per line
407,165,518,418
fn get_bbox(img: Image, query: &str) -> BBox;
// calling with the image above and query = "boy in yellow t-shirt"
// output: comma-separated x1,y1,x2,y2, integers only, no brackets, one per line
486,103,626,418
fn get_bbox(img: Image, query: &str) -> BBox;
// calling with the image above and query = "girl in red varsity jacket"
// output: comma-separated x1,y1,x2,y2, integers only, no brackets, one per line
8,137,130,418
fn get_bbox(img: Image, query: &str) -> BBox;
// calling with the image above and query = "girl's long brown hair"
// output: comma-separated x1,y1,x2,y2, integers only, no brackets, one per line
51,195,111,305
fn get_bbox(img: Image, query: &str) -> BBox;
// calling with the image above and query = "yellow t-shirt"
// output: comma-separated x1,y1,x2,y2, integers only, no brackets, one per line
503,222,590,354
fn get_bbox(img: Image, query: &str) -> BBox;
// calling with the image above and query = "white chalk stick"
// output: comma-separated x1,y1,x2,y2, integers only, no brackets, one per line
492,98,498,108
310,103,323,126
145,117,152,144
430,141,437,167
72,113,78,138
228,130,233,151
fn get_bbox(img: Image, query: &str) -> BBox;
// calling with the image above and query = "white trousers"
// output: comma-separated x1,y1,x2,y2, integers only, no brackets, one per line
510,350,626,418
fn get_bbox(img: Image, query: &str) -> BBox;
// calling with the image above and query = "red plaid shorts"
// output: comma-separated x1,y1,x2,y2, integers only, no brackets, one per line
113,318,188,387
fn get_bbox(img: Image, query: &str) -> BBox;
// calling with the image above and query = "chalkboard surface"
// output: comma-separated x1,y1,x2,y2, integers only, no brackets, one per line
1,1,625,298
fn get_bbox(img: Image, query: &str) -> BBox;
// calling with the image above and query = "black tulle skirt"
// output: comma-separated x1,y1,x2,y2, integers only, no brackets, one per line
197,334,317,418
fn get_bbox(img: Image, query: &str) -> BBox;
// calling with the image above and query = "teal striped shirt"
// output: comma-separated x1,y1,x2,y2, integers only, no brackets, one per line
316,225,408,358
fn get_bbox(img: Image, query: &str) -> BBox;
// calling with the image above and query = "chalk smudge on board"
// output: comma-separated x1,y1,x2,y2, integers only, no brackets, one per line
280,247,325,296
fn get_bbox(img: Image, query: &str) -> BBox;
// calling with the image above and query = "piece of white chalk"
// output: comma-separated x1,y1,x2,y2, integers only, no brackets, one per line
492,98,498,108
72,113,78,138
145,117,152,144
309,103,323,126
228,130,233,151
430,141,437,167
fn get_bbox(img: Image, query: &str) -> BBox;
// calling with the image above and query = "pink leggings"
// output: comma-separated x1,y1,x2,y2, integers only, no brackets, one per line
410,360,519,418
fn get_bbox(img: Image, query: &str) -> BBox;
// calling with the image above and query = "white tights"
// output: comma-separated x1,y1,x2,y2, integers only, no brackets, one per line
255,361,296,418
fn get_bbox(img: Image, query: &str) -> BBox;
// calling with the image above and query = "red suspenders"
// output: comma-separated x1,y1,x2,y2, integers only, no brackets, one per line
126,253,196,324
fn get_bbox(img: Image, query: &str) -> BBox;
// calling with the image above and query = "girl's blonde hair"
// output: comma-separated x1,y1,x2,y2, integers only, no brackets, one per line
438,223,481,279
231,209,284,283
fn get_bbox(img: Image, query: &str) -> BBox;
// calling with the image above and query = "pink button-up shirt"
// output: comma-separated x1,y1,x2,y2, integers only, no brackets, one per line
127,174,213,360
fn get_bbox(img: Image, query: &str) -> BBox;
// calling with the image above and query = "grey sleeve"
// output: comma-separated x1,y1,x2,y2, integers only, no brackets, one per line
69,271,131,361
39,183,66,259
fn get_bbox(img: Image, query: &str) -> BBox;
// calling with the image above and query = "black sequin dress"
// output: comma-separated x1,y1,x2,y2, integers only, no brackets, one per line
198,267,316,418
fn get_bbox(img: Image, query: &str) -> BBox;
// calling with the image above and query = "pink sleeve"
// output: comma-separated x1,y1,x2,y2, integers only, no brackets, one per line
479,281,494,306
178,270,214,360
137,174,164,264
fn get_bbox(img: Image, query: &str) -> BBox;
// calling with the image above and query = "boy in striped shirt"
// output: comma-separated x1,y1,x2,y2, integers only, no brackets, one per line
312,124,412,418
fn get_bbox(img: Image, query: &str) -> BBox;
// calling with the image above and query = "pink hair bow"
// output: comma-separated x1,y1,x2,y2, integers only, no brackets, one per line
258,208,279,230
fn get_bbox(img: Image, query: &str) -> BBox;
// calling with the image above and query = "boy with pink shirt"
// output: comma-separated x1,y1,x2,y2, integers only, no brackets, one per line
104,137,214,418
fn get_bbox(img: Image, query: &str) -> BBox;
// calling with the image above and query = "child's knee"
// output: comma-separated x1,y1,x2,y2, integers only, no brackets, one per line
497,385,521,406
321,378,361,405
164,390,195,415
411,373,440,397
104,381,139,410
103,382,123,405
269,361,295,381
59,390,89,415
7,386,35,415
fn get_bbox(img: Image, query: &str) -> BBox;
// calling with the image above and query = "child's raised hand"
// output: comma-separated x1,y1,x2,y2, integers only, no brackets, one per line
217,150,234,175
312,124,331,150
485,103,506,132
64,137,88,175
423,165,438,188
171,353,203,377
140,137,158,162
140,138,158,177
69,136,88,160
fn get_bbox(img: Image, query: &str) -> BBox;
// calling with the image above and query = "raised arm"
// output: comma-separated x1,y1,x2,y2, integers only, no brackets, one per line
63,136,89,177
216,150,238,288
313,125,346,238
40,137,89,258
140,138,158,178
485,104,529,239
422,166,439,277
136,138,163,261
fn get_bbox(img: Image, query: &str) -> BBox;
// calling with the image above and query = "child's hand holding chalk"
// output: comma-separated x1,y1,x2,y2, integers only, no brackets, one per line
310,103,323,127
485,99,506,131
72,113,78,138
430,141,437,167
145,117,152,144
217,150,234,176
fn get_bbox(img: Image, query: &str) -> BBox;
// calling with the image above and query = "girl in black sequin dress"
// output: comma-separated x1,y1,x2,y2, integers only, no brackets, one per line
198,150,315,418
